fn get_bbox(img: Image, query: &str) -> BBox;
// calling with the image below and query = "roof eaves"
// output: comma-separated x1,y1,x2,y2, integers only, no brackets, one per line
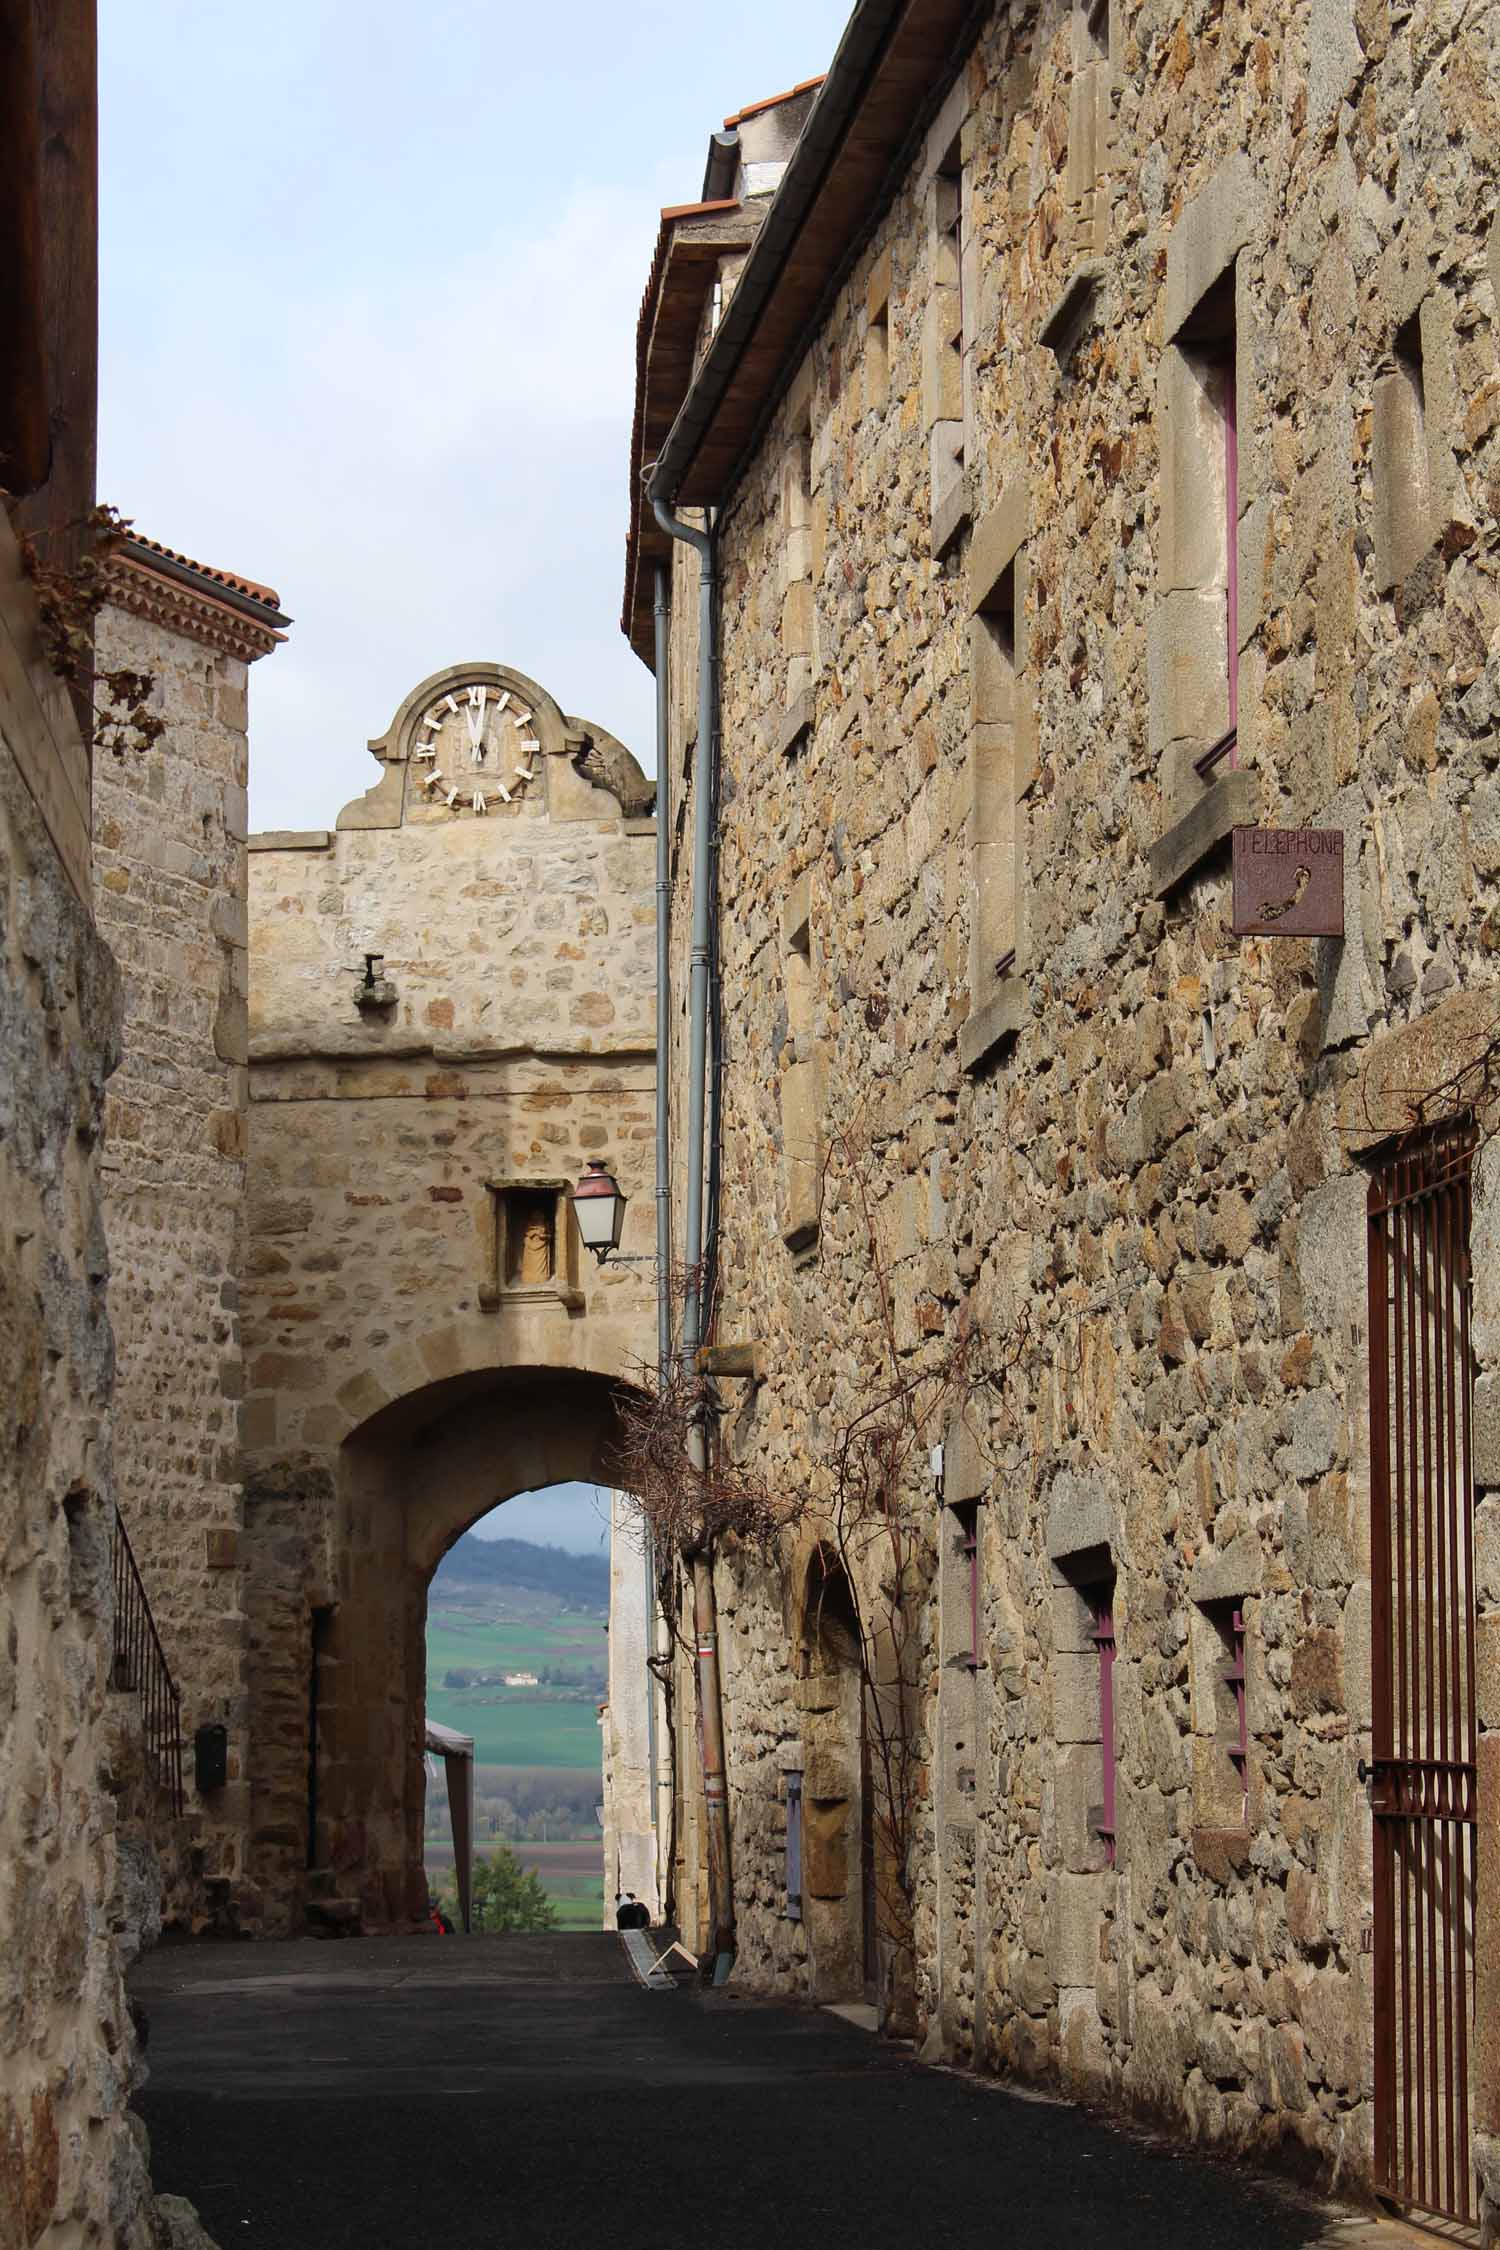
652,0,990,512
621,202,759,665
120,533,291,628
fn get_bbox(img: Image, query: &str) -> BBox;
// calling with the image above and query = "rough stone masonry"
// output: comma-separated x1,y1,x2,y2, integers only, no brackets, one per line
629,1,1500,2233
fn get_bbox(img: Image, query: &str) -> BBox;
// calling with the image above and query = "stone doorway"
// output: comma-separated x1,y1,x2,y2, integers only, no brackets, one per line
795,1544,875,2003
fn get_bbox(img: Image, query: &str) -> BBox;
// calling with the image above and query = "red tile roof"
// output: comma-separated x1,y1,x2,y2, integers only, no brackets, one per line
723,75,825,130
124,532,284,614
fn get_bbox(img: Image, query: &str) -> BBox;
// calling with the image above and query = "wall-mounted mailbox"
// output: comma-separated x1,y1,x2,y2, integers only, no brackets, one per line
194,1722,228,1795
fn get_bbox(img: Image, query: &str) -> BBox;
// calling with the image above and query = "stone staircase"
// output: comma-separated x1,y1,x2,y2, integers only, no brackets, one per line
304,1867,362,1937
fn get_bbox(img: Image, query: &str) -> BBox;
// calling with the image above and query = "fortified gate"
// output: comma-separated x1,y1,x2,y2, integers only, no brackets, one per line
237,663,657,1933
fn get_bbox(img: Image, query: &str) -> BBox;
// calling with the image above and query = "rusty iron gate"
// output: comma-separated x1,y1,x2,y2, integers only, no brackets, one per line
1367,1121,1479,2232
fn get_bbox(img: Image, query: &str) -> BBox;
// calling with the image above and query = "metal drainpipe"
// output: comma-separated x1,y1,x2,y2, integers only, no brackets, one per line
645,563,670,1918
650,491,735,1979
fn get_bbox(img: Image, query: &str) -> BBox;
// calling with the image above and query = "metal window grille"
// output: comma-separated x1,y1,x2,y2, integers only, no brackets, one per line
1367,1120,1479,2232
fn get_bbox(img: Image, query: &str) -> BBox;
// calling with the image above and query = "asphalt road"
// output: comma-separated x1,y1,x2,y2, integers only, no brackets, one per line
132,1934,1346,2250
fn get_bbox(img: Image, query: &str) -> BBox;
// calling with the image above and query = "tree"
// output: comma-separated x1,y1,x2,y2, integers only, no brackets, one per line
441,1845,557,1933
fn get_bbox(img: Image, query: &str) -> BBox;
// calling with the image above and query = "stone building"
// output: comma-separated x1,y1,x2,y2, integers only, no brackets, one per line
0,6,222,2239
94,532,290,1929
238,662,657,1934
628,6,1500,2236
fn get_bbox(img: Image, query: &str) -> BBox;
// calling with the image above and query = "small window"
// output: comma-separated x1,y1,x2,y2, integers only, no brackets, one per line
936,139,964,477
951,1501,981,1666
1085,1580,1117,1864
1180,270,1239,781
1201,1599,1249,1827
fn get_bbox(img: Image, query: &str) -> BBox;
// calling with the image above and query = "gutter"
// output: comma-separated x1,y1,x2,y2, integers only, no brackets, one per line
649,0,910,505
119,536,292,629
648,490,735,1982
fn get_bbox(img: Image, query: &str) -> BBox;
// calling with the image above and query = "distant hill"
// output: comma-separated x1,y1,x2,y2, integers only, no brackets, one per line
432,1534,609,1610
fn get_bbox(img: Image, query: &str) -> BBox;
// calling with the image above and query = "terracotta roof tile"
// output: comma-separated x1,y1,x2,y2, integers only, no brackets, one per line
124,532,283,614
723,75,825,130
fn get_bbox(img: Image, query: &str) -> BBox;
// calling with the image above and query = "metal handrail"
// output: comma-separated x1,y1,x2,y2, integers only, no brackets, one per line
111,1507,184,1816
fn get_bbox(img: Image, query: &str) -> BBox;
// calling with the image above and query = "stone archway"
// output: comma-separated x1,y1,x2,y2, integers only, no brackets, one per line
310,1366,640,1932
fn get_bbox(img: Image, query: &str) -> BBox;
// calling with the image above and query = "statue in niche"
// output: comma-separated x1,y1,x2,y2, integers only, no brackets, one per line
506,1194,555,1287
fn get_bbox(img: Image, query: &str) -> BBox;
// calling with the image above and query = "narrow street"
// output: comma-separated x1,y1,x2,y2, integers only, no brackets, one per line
133,1935,1403,2250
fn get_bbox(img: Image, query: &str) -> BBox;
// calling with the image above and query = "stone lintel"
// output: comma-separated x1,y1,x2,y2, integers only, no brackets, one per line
1147,769,1259,898
968,483,1027,614
960,977,1025,1074
1164,154,1260,344
931,473,972,560
1039,259,1106,359
777,693,814,759
248,830,333,854
1188,1532,1264,1603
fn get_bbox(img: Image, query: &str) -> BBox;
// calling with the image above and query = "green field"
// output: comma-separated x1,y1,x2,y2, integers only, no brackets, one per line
425,1594,606,1770
424,1686,601,1768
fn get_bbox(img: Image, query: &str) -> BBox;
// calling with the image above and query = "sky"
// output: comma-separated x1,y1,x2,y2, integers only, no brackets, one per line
469,1481,611,1554
98,0,853,834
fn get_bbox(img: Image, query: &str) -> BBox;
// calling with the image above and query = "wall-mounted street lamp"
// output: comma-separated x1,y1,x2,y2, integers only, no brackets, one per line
571,1161,628,1263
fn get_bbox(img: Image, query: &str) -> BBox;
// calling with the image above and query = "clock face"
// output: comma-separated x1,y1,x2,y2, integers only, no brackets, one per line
410,681,541,814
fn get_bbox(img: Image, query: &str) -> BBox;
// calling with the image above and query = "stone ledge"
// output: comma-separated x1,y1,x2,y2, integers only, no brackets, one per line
1146,768,1258,899
1039,258,1107,359
621,815,656,835
930,475,972,560
776,693,814,759
959,977,1025,1074
248,829,332,853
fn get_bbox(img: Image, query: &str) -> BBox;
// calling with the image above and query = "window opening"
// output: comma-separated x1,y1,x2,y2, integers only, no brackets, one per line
1202,1598,1248,1827
1086,1581,1117,1864
936,140,964,478
975,556,1019,982
1179,268,1238,783
786,1769,804,1921
951,1500,981,1665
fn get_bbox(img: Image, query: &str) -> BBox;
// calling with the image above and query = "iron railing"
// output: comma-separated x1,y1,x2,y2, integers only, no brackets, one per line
111,1506,184,1815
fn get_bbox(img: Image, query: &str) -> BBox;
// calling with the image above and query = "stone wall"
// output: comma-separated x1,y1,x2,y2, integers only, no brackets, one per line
652,0,1500,2219
0,513,159,2243
240,662,657,1935
93,597,256,1929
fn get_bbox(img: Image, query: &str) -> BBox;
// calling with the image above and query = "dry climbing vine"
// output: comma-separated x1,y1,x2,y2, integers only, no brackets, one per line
612,1107,1030,2001
17,501,166,758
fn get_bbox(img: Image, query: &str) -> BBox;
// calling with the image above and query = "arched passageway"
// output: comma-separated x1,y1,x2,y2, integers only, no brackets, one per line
253,1366,642,1933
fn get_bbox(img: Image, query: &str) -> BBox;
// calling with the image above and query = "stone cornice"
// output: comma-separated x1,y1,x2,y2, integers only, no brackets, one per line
102,552,287,665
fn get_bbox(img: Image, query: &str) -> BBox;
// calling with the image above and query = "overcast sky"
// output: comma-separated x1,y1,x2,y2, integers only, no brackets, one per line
98,0,851,833
466,1481,612,1553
